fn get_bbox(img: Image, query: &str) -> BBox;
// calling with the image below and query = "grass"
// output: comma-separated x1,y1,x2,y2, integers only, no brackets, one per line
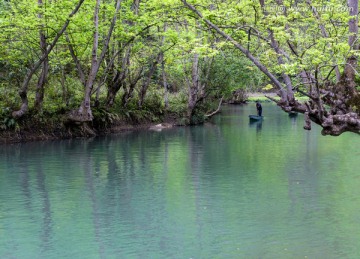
247,93,309,102
247,96,276,102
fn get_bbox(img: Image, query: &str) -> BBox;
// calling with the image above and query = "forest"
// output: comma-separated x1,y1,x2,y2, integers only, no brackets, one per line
0,0,359,140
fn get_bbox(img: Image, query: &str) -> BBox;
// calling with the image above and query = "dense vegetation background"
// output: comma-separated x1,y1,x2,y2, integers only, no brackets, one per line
0,0,359,139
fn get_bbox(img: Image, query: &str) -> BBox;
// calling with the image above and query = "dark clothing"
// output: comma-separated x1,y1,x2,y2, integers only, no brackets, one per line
256,102,262,116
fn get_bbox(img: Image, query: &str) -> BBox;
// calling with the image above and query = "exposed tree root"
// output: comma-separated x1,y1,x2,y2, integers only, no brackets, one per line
67,106,94,123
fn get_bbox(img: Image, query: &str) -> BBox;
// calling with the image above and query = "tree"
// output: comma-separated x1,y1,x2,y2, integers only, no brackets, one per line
34,0,49,112
68,0,121,123
181,0,360,135
1,0,86,118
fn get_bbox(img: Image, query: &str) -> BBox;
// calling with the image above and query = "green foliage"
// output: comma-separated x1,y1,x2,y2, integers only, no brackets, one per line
262,84,274,91
92,107,120,129
190,111,205,125
0,107,18,130
142,88,164,114
206,51,265,97
0,0,356,137
44,77,84,111
167,91,188,116
192,0,352,86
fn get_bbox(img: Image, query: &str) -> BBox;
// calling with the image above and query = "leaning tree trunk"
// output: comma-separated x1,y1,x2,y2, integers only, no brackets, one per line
181,0,284,91
259,0,294,105
11,0,85,118
182,0,360,135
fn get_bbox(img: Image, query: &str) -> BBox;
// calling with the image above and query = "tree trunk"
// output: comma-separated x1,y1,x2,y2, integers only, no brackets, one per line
71,0,121,122
343,0,359,95
259,0,294,104
181,0,284,92
162,57,169,109
106,47,130,108
138,54,161,108
303,0,360,135
11,0,85,118
34,54,49,111
105,0,140,109
77,0,101,121
34,0,49,112
182,0,357,135
187,53,199,119
122,68,143,108
161,23,169,109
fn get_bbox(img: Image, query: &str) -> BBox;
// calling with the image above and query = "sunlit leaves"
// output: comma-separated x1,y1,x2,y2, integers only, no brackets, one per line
179,0,354,86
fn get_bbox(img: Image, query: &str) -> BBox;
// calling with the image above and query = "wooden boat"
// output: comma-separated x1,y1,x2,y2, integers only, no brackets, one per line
249,115,263,121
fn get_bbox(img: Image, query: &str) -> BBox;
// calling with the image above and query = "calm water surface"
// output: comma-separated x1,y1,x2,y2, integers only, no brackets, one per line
1,103,360,259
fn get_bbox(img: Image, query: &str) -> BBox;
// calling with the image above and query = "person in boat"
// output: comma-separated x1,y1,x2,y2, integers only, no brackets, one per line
256,101,262,116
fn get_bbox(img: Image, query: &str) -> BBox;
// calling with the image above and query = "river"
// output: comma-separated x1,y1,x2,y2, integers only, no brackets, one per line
1,103,360,258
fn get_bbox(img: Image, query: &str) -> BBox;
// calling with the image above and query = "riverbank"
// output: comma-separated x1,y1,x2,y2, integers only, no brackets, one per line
0,122,148,145
0,93,305,144
246,92,309,102
0,110,179,145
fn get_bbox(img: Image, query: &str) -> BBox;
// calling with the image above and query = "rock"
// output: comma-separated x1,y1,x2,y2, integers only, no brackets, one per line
149,123,173,131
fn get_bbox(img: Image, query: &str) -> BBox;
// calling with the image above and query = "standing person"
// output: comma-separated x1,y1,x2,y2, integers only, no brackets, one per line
256,101,262,116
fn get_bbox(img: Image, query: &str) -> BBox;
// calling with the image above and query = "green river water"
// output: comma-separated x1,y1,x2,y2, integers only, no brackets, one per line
1,103,360,259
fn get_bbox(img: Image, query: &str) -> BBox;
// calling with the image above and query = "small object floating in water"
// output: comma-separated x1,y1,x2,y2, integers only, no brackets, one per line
249,115,263,121
149,123,173,131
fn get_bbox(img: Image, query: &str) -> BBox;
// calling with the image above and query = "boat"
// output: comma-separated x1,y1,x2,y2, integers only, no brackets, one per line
249,115,263,121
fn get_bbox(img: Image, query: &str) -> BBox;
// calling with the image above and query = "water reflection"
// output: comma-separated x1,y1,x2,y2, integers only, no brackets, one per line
288,112,298,124
249,120,262,134
1,104,360,258
288,112,298,117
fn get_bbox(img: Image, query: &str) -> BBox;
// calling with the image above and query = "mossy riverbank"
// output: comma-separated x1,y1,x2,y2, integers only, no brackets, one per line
0,93,308,144
0,108,181,144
